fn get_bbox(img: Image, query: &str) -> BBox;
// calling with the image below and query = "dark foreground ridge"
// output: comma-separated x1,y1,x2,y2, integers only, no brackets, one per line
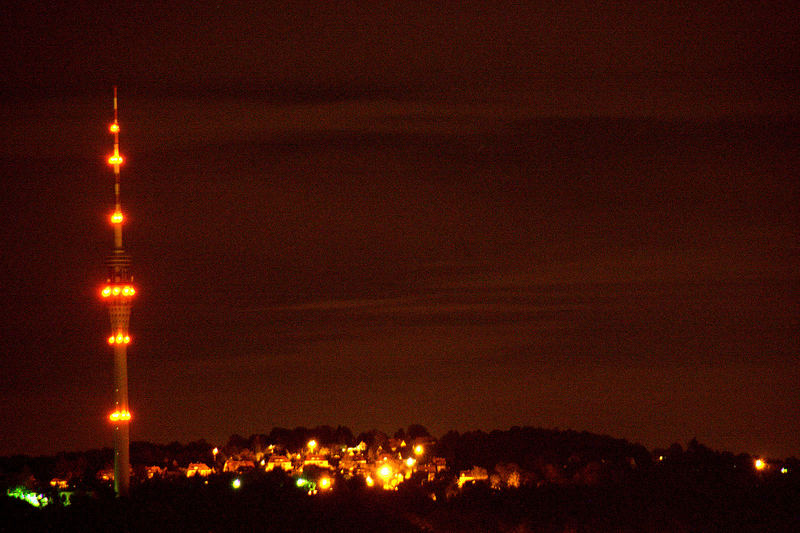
2,426,798,532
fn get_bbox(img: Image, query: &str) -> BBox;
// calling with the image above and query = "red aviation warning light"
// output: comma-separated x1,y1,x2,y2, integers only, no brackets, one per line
111,211,124,224
108,333,131,344
108,152,123,165
109,122,120,133
101,285,136,298
109,410,132,422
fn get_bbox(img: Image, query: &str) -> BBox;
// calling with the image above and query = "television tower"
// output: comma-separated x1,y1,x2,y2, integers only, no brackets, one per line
100,86,135,496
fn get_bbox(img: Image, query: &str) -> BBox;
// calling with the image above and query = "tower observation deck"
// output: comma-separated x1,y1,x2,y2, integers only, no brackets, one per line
100,87,134,497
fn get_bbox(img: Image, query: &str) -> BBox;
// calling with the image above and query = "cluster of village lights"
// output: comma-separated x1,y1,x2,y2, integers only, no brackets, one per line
295,476,333,495
233,475,332,494
6,486,50,508
753,458,790,475
224,440,427,494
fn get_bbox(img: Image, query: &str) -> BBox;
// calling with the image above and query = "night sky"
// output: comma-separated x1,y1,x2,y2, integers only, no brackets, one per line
1,2,797,458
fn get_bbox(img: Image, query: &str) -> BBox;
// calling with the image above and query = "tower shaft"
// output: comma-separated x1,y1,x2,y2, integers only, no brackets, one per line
101,86,134,497
112,343,130,496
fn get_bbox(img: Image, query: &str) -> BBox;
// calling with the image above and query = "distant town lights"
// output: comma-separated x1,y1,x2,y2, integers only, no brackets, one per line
755,459,766,471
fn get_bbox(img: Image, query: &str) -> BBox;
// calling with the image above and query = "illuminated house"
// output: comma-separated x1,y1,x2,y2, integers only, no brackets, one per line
145,466,166,479
346,441,368,454
186,463,213,477
97,468,115,482
417,463,438,482
49,478,69,489
265,455,293,472
417,457,447,482
339,454,367,474
457,466,489,488
387,438,405,451
223,459,255,473
374,461,405,490
303,454,330,469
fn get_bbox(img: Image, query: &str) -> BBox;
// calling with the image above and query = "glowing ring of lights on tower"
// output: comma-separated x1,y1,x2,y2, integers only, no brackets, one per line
101,285,136,298
109,410,131,422
108,334,131,344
